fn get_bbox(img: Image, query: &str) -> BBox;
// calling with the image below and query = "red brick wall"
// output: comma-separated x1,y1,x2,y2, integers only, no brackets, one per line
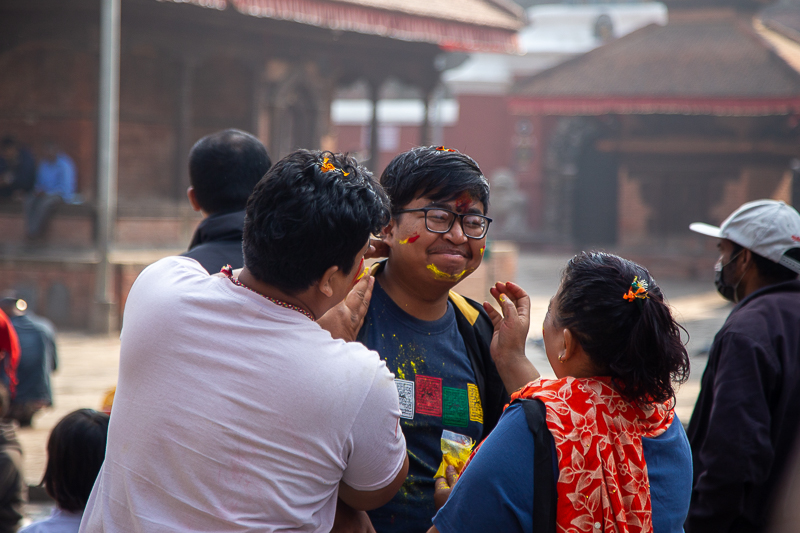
0,43,97,199
332,95,546,230
0,259,96,329
444,94,514,179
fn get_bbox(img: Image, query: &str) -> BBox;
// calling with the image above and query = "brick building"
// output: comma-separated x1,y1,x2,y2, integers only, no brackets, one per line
333,1,670,241
0,0,523,328
509,5,800,277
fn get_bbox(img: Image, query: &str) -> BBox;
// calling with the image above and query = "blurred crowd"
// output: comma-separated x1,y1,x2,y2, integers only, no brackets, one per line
0,137,77,242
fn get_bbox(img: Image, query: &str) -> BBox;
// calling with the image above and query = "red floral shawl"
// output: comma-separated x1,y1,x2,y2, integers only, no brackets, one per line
512,377,673,533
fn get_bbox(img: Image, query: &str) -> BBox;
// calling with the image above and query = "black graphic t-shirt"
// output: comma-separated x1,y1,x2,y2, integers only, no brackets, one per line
361,281,484,533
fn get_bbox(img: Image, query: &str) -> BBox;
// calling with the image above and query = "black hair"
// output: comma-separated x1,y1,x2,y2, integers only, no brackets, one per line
42,409,110,512
380,146,490,214
730,243,800,283
243,149,390,294
188,129,271,214
554,252,690,406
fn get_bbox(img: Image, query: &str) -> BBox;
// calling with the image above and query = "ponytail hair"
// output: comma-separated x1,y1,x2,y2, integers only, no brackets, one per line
555,252,690,406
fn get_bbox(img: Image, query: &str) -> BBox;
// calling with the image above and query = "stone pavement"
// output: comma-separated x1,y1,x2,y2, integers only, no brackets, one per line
13,252,732,522
18,334,120,486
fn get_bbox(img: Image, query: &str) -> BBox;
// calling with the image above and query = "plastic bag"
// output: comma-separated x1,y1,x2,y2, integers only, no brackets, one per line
434,430,474,479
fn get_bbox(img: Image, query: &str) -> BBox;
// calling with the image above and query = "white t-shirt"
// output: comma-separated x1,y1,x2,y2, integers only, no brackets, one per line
21,508,83,533
80,257,406,532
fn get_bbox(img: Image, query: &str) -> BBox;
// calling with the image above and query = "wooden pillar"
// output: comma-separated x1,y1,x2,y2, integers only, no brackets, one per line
174,58,195,201
367,79,381,173
792,159,800,210
250,62,263,137
92,0,121,333
420,89,432,147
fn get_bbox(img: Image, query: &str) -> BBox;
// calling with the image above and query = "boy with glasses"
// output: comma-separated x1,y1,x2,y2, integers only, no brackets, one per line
355,146,525,532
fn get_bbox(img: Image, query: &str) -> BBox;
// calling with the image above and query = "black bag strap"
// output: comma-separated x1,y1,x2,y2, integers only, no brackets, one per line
518,398,557,533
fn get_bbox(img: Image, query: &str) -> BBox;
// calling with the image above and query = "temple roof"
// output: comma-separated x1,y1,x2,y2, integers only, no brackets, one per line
511,12,800,116
156,0,525,53
760,3,800,44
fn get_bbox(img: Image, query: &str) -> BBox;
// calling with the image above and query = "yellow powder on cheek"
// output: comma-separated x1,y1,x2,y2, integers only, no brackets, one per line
427,263,468,282
398,234,420,245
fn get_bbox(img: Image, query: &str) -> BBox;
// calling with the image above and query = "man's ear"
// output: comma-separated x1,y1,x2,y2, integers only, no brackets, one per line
318,265,340,298
187,186,203,213
740,248,753,269
381,219,396,246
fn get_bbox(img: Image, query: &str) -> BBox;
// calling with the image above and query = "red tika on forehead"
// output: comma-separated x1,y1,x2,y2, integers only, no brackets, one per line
455,192,473,212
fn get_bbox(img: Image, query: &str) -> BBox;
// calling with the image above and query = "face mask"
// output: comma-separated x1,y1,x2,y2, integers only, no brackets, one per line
714,250,744,303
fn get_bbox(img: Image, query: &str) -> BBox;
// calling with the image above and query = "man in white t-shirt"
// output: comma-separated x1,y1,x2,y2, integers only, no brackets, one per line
80,150,408,532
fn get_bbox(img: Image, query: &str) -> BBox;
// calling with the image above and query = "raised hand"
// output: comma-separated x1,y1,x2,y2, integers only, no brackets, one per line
318,275,374,342
483,281,540,393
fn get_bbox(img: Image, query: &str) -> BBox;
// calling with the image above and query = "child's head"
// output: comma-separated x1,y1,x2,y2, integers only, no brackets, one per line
42,409,110,512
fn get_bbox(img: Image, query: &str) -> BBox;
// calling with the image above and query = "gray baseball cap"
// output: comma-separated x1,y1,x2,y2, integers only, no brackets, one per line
689,199,800,274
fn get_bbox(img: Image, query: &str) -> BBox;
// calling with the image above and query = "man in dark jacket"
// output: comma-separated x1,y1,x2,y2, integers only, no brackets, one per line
0,295,56,428
686,199,800,532
182,129,271,273
352,146,536,533
0,137,35,199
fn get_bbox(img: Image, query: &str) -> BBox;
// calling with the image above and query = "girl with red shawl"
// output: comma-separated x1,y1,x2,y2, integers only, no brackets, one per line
429,252,692,533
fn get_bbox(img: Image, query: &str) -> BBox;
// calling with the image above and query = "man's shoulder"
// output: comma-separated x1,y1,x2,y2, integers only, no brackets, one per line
140,255,207,281
723,281,800,335
128,256,212,309
448,291,491,330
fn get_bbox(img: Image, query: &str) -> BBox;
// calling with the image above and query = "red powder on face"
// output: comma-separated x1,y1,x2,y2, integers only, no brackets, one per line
352,257,365,284
455,193,472,213
407,234,420,243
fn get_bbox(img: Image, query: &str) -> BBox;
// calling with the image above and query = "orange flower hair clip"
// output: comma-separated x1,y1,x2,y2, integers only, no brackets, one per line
320,157,350,176
623,276,649,304
435,146,456,152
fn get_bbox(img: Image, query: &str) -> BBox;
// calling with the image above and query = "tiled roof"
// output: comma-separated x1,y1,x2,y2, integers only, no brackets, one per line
760,4,800,44
156,0,525,53
334,0,524,31
511,14,800,115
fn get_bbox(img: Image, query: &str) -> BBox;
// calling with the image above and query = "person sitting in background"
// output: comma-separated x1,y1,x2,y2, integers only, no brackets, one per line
0,137,36,199
25,142,76,240
0,295,57,428
20,409,109,533
0,384,24,533
430,252,693,533
182,129,271,273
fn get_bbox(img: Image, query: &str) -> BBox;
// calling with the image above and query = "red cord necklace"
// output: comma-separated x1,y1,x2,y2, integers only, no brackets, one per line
220,265,315,321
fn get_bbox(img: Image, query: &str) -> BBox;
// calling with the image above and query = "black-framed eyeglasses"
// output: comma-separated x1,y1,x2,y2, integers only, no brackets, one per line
395,207,492,239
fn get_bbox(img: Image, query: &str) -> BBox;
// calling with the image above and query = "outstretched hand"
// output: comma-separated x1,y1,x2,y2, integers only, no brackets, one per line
483,281,539,393
318,275,375,342
433,464,460,511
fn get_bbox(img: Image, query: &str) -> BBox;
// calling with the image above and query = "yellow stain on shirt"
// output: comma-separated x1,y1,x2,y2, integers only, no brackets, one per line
427,263,469,282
